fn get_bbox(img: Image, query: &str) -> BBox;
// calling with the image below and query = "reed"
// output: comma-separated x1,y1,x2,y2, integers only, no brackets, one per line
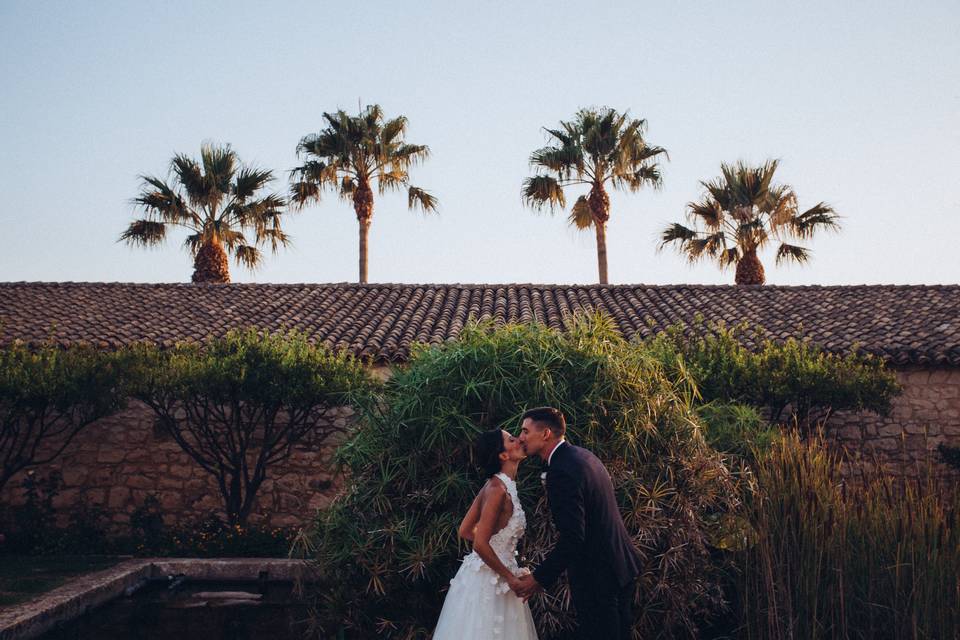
735,432,959,640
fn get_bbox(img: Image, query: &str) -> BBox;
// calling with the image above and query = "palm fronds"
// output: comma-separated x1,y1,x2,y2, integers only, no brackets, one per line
661,160,840,281
120,143,291,276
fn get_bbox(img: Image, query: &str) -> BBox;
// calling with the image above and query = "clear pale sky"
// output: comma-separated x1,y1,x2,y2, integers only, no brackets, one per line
1,0,958,286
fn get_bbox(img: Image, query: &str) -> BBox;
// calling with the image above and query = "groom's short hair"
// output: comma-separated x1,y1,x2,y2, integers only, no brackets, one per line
521,407,566,437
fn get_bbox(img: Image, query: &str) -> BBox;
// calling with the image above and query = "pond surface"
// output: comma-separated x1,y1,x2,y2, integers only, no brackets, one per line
38,581,314,640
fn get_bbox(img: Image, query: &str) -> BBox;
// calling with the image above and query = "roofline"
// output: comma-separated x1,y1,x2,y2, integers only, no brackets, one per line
3,281,959,290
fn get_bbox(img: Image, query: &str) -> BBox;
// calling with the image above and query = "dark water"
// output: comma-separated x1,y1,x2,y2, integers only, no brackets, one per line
38,581,316,640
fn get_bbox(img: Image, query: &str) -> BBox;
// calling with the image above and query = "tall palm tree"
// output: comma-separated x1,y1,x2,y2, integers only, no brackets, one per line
120,143,289,283
522,107,667,284
661,159,840,285
290,104,437,284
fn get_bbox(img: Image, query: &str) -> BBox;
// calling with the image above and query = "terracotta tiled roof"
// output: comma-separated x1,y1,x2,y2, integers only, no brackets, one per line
1,282,958,366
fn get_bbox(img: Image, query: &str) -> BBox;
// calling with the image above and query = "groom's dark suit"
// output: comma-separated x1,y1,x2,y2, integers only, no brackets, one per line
533,442,640,640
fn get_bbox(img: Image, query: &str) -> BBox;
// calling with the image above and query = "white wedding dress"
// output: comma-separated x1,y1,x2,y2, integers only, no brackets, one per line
433,472,539,640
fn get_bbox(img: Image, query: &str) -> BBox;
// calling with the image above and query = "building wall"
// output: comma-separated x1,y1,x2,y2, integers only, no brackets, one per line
827,366,960,476
0,401,352,531
1,366,958,532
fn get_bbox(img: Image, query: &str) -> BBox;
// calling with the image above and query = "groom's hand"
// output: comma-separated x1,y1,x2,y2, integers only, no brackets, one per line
512,574,542,601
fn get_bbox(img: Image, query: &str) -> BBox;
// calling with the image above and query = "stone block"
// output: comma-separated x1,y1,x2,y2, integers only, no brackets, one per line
168,464,194,480
97,448,126,464
61,468,88,486
51,488,80,510
877,424,904,437
158,476,185,490
108,486,131,508
127,475,155,490
869,438,902,452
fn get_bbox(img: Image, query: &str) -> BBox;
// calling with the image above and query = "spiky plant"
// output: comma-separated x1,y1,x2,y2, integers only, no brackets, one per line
290,104,437,284
119,143,290,283
310,313,741,639
660,160,840,285
523,107,667,284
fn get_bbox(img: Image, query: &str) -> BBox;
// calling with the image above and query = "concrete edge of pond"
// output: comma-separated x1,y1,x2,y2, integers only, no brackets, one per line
0,558,318,640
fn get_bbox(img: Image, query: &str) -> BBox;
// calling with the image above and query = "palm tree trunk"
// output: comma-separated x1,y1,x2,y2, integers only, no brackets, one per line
735,249,765,285
192,236,230,284
354,181,374,284
358,219,371,284
588,186,611,285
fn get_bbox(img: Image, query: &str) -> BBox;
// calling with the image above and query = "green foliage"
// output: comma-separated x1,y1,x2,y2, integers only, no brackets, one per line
0,340,127,492
124,328,376,525
695,402,777,462
119,143,290,271
311,313,740,639
129,497,295,557
732,433,960,639
3,471,113,555
290,104,437,213
522,107,667,218
659,159,840,277
646,321,901,429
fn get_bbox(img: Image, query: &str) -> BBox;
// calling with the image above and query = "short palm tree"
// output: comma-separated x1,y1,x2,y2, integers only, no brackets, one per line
290,104,437,284
523,107,667,284
661,159,840,285
120,143,289,283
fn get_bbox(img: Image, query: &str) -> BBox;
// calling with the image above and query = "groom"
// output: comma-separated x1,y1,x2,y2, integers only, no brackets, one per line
514,407,640,640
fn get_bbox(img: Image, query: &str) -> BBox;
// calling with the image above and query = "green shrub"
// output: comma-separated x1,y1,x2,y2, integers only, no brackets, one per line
732,433,960,639
124,328,375,526
646,321,901,429
696,402,777,462
3,470,114,555
129,505,296,558
0,341,128,494
311,314,741,639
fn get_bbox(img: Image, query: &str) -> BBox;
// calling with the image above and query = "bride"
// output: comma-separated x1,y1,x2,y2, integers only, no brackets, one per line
432,429,539,639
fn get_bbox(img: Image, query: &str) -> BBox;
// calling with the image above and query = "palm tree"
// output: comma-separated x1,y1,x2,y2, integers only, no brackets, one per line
661,159,840,285
290,104,437,284
522,107,667,284
120,143,289,283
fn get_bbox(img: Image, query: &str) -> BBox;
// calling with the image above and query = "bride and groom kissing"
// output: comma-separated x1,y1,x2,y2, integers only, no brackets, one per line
433,407,639,640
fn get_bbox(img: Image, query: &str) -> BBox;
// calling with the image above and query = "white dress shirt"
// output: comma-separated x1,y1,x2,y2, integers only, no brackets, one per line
546,439,566,467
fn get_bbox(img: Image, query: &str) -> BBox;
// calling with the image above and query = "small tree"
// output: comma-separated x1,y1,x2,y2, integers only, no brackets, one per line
0,341,127,494
126,329,374,526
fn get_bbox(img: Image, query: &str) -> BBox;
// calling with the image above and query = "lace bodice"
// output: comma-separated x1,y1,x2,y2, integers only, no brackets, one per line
456,472,528,594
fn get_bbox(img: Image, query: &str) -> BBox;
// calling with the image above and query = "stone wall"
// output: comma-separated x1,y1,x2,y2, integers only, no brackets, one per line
827,366,960,476
0,401,353,531
2,366,958,534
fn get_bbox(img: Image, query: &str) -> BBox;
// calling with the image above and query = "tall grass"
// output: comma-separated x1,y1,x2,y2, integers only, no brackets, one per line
736,433,960,640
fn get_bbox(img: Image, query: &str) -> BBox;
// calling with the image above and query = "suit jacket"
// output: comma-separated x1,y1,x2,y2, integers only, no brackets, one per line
533,443,641,589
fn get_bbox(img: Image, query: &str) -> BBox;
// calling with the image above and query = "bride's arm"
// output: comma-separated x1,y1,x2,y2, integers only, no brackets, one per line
471,479,520,587
457,492,482,541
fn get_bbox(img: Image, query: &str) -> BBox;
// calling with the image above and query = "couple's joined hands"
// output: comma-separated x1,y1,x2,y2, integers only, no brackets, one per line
508,573,542,602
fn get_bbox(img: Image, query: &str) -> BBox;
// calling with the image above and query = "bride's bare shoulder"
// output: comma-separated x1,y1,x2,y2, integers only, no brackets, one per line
478,476,507,502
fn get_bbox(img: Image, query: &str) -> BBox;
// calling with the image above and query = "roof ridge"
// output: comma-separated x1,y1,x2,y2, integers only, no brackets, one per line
2,281,959,290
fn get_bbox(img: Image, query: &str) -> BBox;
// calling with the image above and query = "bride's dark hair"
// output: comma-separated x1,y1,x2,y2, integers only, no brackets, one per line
474,429,505,478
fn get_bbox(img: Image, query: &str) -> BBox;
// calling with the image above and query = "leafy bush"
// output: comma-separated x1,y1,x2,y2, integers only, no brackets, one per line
129,498,295,557
124,328,375,525
2,471,113,555
310,314,741,639
732,433,960,639
695,402,777,462
0,341,127,493
646,320,901,429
